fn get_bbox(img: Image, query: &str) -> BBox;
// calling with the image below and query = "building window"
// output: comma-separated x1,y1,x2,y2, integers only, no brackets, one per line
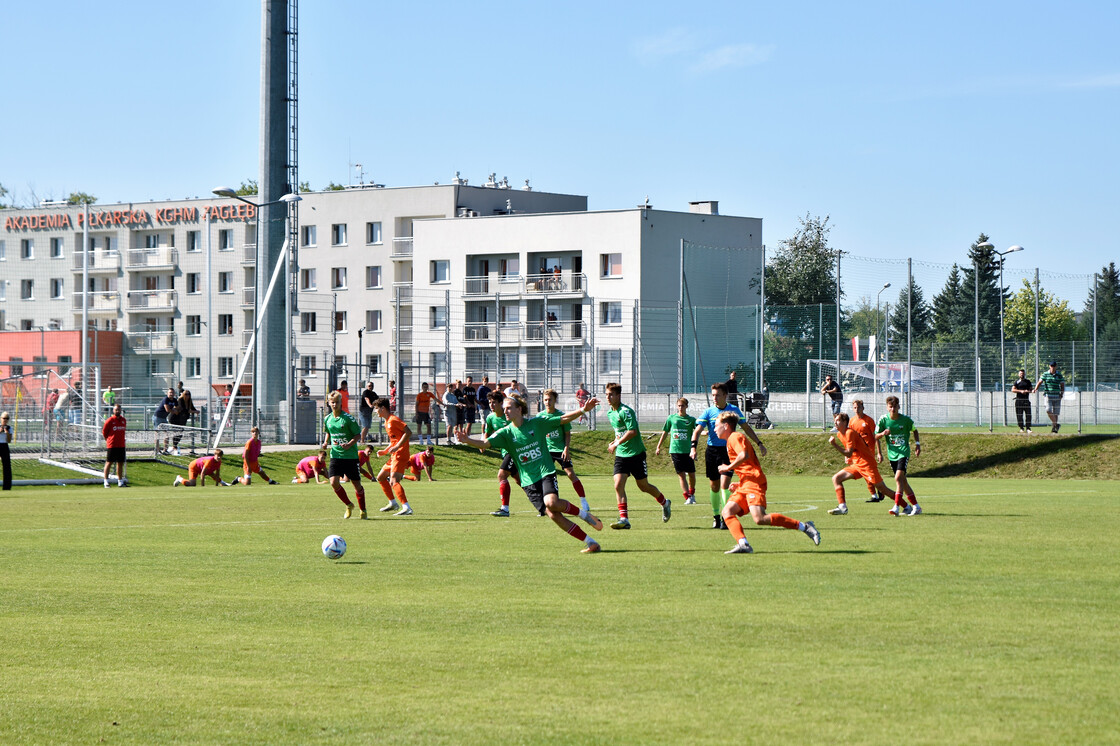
600,253,622,278
218,229,233,251
331,267,347,290
21,239,33,259
431,260,450,284
366,266,382,289
301,312,317,333
217,314,233,336
300,268,316,290
144,234,160,249
366,354,382,375
21,279,34,300
50,278,64,299
500,351,519,374
430,306,447,329
335,311,347,332
365,309,382,332
48,319,62,331
0,240,6,261
186,315,201,336
499,258,519,278
186,357,201,378
218,357,234,378
599,349,622,375
50,237,64,258
331,223,347,246
430,352,448,377
19,319,33,330
600,301,622,325
301,225,317,247
366,221,382,244
186,231,200,253
186,273,201,294
300,355,317,376
218,272,233,293
0,283,5,301
10,358,24,377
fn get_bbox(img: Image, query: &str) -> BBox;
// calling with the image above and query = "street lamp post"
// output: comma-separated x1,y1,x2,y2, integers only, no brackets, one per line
875,282,891,405
977,242,1024,426
357,327,366,384
211,187,301,428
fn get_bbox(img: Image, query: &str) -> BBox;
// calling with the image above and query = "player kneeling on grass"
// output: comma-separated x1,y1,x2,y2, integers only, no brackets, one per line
294,450,326,484
827,413,896,515
716,412,820,553
323,390,366,519
402,446,436,482
460,395,605,553
174,449,227,487
232,426,278,486
374,397,414,516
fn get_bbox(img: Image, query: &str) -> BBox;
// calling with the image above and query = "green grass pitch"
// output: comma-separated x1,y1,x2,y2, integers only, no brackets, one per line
1,475,1118,744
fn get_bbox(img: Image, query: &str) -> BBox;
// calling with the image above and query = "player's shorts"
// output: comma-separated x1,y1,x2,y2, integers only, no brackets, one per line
889,457,909,474
614,453,648,480
500,453,520,480
729,481,767,511
414,411,431,424
188,463,203,480
329,458,362,482
705,445,731,482
243,458,260,475
462,407,477,424
521,474,558,512
550,450,573,471
388,448,410,475
357,411,372,430
1046,396,1061,415
106,447,126,464
670,453,696,474
844,459,881,485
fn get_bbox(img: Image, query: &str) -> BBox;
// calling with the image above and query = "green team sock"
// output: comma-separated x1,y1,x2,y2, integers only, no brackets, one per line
721,488,732,506
709,489,722,515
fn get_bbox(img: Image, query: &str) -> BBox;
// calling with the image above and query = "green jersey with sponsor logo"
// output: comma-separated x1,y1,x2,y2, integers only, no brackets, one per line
662,414,697,455
324,412,361,460
484,412,510,456
487,412,564,487
608,404,645,458
876,413,915,461
543,410,571,453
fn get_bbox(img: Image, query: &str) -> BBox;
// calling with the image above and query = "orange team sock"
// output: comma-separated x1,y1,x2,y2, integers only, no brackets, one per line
652,492,666,506
391,482,408,505
725,515,747,543
355,489,366,512
332,484,352,505
402,473,419,481
499,479,511,507
379,479,394,501
835,486,846,505
565,523,588,541
767,513,800,530
617,499,628,519
571,478,586,498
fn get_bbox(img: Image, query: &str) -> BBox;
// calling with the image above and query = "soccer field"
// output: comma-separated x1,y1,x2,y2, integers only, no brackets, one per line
1,476,1117,744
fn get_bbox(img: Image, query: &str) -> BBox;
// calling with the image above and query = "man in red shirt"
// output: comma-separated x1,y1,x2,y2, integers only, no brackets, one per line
102,403,129,488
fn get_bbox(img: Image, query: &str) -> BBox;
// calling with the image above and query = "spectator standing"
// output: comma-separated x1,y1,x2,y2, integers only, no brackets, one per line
1011,369,1033,434
154,388,176,453
0,411,12,491
821,374,843,419
461,376,479,437
414,382,436,445
102,403,128,488
169,390,197,455
388,380,397,411
358,381,379,443
102,385,117,415
296,379,311,399
442,384,460,444
45,389,59,424
1033,361,1066,433
338,380,351,413
476,377,493,418
575,382,591,426
723,370,740,408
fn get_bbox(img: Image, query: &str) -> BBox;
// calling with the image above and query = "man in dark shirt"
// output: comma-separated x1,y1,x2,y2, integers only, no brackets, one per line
154,388,176,453
461,376,479,437
1011,369,1033,433
476,377,493,417
821,375,843,418
296,379,311,400
723,371,740,408
358,381,379,443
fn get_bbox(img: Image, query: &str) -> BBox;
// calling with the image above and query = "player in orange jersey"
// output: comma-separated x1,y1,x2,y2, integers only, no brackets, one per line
374,397,414,516
357,445,378,481
715,412,820,553
828,412,896,515
232,426,278,485
174,449,226,487
848,399,885,503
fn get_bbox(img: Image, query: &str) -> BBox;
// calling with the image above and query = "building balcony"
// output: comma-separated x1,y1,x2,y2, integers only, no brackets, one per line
126,289,177,312
392,282,413,303
242,244,257,265
242,329,255,350
524,320,585,344
127,248,178,269
72,251,120,272
460,321,582,345
463,272,586,297
392,326,413,347
127,331,176,353
390,237,413,259
242,287,256,308
71,291,120,313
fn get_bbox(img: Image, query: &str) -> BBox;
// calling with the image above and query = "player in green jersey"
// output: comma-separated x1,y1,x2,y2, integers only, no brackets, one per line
604,382,670,529
655,397,697,504
875,395,922,516
542,389,589,506
483,390,533,517
323,390,366,519
460,394,605,553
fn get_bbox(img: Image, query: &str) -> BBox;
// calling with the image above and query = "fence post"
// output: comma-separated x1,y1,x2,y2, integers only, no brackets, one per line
805,358,811,429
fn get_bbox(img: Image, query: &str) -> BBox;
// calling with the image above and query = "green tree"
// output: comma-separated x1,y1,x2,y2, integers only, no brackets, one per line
844,297,878,339
236,180,258,196
1005,279,1083,341
889,278,933,344
1084,262,1120,341
298,181,312,193
325,181,346,191
66,191,97,204
0,182,9,208
931,264,964,339
764,214,838,307
958,234,1005,341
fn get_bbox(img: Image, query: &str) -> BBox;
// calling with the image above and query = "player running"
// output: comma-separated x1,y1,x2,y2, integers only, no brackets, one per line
402,445,437,482
541,389,589,507
485,390,535,517
716,412,820,553
876,395,923,516
604,382,670,529
173,449,227,487
294,450,327,484
460,395,605,553
827,412,896,515
373,397,414,516
323,390,367,519
691,382,768,529
656,397,697,505
231,426,278,486
849,399,885,503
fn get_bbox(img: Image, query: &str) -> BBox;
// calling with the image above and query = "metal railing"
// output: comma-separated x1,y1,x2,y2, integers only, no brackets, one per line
390,237,413,258
71,291,120,312
72,252,120,271
127,248,178,268
242,287,256,307
463,272,586,296
242,244,256,264
126,289,177,311
392,282,413,302
127,331,177,352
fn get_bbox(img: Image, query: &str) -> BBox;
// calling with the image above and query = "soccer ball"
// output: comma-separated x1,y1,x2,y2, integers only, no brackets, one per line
322,534,347,559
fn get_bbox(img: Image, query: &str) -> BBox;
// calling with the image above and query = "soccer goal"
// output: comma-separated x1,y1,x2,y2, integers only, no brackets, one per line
806,359,950,427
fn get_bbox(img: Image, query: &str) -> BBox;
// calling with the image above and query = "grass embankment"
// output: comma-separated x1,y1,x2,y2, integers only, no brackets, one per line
8,430,1119,487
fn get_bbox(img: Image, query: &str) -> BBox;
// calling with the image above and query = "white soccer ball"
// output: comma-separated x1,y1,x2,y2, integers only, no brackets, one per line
322,534,347,559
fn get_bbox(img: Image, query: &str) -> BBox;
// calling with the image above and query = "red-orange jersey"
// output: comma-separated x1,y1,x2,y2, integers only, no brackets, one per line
415,391,436,413
850,413,877,452
839,427,875,467
385,415,409,446
726,432,767,491
358,450,371,468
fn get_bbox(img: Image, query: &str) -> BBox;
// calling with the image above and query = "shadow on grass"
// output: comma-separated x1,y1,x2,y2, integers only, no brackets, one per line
334,561,369,565
911,434,1119,478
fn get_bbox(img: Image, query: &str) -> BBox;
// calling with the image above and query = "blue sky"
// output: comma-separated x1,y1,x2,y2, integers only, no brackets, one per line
3,1,1117,279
